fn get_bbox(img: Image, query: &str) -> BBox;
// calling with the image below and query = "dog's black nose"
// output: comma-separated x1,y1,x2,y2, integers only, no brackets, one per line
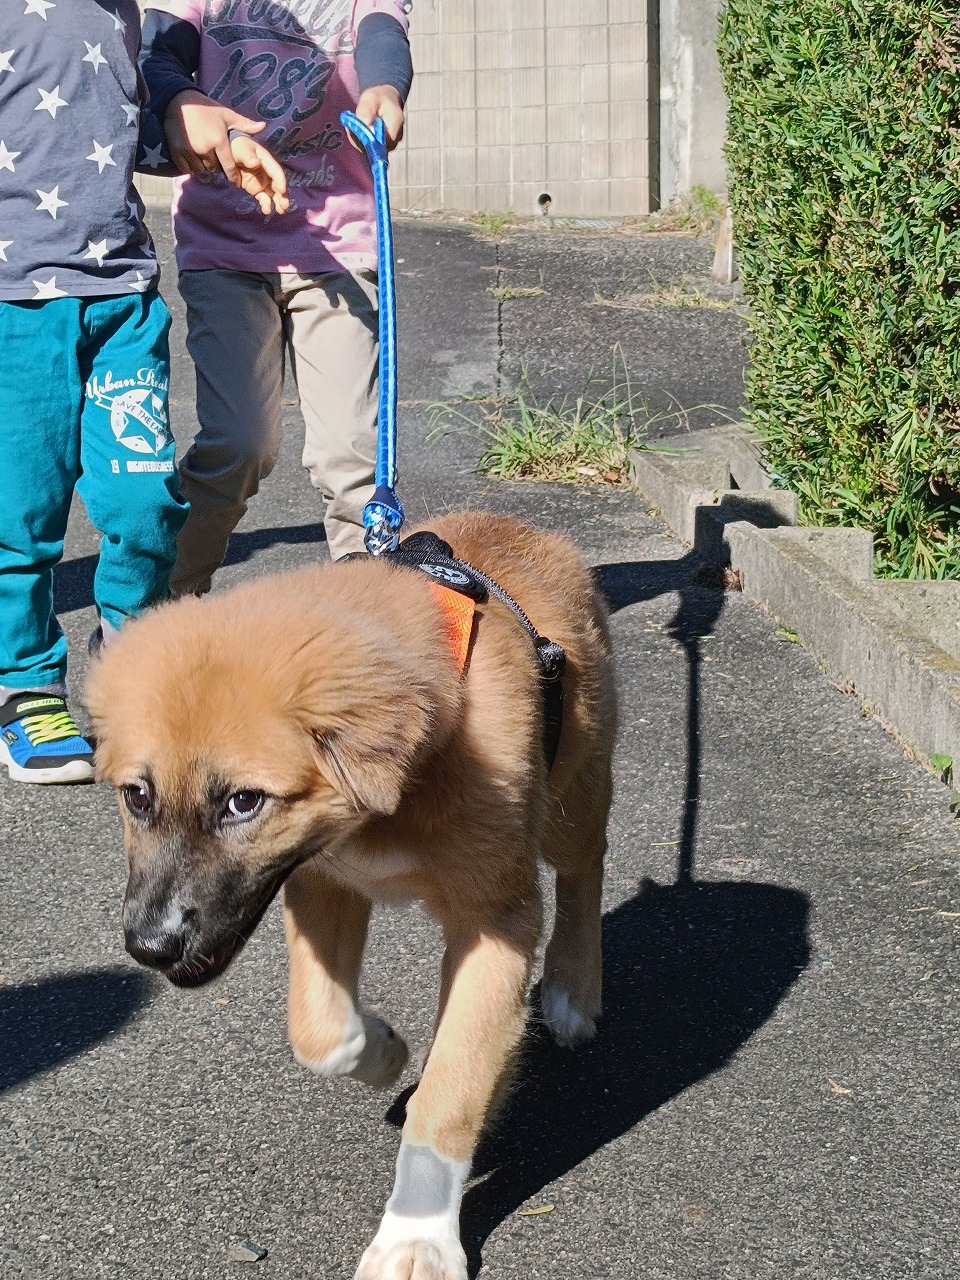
124,928,185,970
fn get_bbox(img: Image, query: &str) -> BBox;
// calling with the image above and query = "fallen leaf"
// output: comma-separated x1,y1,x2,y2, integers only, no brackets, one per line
682,1204,713,1221
517,1204,555,1217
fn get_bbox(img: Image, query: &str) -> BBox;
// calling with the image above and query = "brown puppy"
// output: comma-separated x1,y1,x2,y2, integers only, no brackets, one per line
87,511,616,1280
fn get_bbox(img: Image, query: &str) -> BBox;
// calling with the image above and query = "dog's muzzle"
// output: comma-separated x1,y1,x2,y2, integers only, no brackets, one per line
123,867,288,988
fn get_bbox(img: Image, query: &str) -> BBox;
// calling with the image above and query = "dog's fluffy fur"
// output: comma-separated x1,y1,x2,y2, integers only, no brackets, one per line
87,511,616,1279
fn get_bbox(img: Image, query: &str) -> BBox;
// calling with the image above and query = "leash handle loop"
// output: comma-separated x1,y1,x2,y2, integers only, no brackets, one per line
340,111,403,554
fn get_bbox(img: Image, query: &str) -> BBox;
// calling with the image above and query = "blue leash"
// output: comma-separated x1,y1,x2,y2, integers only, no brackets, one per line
340,112,404,555
340,112,566,761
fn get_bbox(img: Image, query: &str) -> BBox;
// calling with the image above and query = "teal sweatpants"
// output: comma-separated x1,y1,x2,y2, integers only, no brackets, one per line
0,291,188,690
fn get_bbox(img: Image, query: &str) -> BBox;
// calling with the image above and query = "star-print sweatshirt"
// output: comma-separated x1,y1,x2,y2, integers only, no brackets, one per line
140,1,412,275
0,0,174,302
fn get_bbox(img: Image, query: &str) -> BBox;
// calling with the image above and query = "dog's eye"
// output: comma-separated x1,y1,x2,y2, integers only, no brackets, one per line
223,790,265,825
122,782,153,818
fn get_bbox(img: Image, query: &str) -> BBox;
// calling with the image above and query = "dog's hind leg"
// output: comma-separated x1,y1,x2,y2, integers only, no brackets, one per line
541,854,604,1047
540,764,610,1047
354,896,540,1280
283,861,408,1090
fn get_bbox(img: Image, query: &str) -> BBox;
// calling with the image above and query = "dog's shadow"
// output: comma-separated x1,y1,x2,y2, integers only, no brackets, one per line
462,876,810,1269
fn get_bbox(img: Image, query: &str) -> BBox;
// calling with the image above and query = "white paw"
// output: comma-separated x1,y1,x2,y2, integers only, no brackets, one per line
354,1234,467,1280
541,982,598,1048
293,1012,408,1090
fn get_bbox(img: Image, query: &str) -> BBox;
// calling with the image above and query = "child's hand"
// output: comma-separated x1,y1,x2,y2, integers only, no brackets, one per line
164,89,287,211
229,134,290,216
354,85,405,150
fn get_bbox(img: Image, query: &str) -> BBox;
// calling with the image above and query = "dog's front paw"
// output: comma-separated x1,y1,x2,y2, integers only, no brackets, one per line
350,1014,409,1089
541,981,599,1048
293,1011,408,1088
354,1235,467,1280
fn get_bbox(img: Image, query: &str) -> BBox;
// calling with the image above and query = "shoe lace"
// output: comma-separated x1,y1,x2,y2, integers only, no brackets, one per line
19,710,84,746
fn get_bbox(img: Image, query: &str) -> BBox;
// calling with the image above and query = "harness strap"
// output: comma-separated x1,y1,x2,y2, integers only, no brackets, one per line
387,531,566,769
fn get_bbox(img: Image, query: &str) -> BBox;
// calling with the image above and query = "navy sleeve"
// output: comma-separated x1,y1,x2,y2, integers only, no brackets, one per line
355,13,414,104
140,10,201,122
136,103,179,179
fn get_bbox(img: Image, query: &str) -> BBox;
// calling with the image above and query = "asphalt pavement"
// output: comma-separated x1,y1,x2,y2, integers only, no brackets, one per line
1,216,957,1280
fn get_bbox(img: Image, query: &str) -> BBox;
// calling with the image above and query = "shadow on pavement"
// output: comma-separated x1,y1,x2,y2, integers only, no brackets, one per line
0,967,153,1093
462,879,810,1270
455,557,810,1272
222,521,327,568
596,553,745,885
53,522,328,614
593,554,696,614
53,553,97,615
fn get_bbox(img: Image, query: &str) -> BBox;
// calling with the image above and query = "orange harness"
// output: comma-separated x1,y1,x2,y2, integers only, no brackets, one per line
376,529,564,767
428,581,476,675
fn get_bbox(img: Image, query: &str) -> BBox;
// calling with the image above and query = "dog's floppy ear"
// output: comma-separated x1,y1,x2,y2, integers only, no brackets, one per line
289,628,444,818
310,726,412,817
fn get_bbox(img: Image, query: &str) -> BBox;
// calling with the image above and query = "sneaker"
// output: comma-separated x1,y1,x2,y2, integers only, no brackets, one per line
0,693,95,784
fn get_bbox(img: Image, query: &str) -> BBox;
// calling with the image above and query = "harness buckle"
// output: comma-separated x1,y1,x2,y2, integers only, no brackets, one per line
535,636,566,683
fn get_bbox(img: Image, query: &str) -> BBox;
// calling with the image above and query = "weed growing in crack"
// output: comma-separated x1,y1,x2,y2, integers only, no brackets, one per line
486,283,547,302
593,282,747,315
428,350,693,485
469,210,517,239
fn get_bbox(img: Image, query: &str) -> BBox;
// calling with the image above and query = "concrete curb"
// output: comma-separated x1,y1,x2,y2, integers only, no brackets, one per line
629,426,960,774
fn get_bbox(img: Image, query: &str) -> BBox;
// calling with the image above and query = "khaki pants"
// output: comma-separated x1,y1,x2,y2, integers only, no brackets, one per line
170,267,378,596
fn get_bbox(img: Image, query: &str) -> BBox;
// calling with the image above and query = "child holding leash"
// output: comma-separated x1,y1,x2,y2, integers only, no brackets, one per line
140,0,414,594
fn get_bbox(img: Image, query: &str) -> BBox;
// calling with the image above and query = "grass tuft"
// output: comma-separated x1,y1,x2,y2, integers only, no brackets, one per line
592,280,747,314
469,210,517,239
486,284,547,302
428,352,688,485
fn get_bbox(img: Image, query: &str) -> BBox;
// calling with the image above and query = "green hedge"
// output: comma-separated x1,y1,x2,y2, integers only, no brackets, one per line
717,2,960,577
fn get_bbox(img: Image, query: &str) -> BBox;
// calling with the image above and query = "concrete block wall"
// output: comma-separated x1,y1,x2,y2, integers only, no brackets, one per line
392,0,657,216
134,1,661,217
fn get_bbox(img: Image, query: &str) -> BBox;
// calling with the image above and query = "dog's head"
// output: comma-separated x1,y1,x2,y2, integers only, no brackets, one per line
86,567,456,987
